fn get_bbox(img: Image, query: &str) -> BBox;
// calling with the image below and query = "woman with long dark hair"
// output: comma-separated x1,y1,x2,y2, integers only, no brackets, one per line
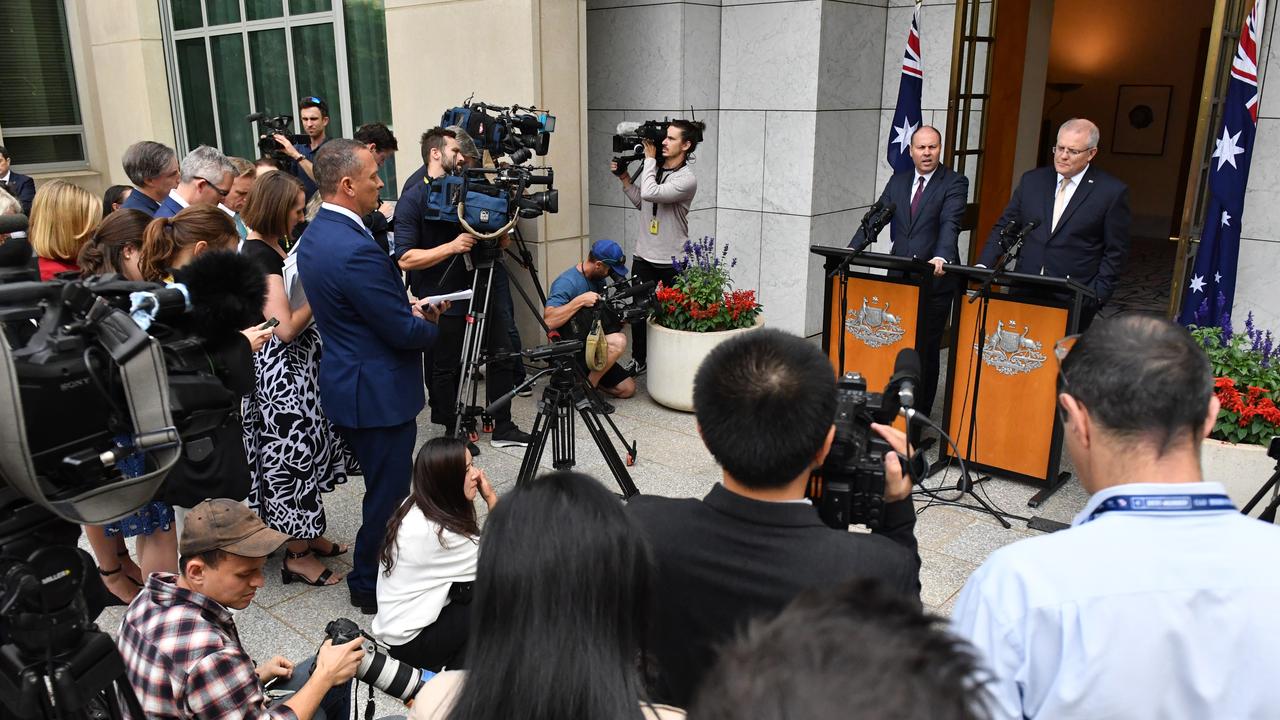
239,170,356,586
374,437,495,670
407,472,683,720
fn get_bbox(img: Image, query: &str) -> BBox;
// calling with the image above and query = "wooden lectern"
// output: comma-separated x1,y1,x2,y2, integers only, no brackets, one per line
938,266,1095,506
810,246,944,392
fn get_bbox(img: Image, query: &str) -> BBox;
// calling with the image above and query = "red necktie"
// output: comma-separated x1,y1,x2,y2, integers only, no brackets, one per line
910,176,925,218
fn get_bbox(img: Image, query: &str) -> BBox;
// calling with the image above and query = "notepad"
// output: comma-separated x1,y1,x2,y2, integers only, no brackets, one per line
424,289,473,305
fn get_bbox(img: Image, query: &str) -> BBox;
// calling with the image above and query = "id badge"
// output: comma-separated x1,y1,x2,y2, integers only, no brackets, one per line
649,218,660,235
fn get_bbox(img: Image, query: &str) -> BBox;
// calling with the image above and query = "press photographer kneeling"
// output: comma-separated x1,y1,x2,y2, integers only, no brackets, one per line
118,499,364,720
543,239,637,400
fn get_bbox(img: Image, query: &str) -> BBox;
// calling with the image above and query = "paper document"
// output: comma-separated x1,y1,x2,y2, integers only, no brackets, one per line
424,289,473,305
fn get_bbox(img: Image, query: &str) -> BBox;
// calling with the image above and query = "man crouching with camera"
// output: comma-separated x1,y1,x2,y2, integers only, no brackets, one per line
543,239,637,400
117,499,364,720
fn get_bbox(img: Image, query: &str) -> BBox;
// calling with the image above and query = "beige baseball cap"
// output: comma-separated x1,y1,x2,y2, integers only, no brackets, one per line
180,498,290,557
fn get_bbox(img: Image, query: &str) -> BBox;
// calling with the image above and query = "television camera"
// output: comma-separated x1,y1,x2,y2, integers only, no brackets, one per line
441,99,556,166
610,120,671,175
246,111,309,167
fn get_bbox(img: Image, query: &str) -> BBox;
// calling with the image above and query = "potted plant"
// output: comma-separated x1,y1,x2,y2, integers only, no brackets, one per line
646,236,763,411
1188,301,1280,518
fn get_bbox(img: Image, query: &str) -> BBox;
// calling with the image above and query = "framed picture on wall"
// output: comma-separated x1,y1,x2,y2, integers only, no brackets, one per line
1112,84,1172,155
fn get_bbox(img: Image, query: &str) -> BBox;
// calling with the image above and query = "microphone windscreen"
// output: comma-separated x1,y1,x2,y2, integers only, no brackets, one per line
0,214,29,235
892,347,922,381
170,250,266,343
246,112,266,123
615,121,642,135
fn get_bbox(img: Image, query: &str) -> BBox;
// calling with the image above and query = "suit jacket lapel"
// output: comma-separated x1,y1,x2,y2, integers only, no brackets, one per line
1051,167,1096,237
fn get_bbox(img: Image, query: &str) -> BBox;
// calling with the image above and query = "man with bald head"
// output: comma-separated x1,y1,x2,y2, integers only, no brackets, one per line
850,124,967,416
978,118,1130,328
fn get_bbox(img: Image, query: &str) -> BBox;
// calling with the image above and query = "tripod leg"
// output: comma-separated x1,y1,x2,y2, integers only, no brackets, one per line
454,266,495,440
577,403,640,498
517,406,552,485
962,483,1013,529
552,389,576,470
1241,470,1280,515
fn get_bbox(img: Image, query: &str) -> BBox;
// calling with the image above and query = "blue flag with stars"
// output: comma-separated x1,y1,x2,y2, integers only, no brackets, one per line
1180,0,1265,325
887,4,923,173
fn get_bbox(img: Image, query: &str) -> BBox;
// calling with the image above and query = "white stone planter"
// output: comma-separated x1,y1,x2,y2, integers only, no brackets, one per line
1201,438,1278,521
646,316,765,412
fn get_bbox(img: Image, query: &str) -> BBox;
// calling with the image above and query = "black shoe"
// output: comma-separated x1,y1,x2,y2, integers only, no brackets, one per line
350,591,377,615
466,440,481,456
632,360,647,376
491,426,532,448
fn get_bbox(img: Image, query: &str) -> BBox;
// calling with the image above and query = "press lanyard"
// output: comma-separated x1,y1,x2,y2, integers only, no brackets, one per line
1085,494,1234,522
651,161,686,218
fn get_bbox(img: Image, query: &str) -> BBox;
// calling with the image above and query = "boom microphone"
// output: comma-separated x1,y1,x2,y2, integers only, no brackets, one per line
245,112,266,123
615,121,642,136
169,250,267,342
888,348,922,418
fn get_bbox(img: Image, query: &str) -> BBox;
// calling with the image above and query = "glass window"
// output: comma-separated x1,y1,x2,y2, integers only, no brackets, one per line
291,23,343,138
175,38,218,149
210,34,255,160
0,0,87,168
290,0,333,15
206,0,241,26
171,0,203,31
246,0,284,21
344,0,396,190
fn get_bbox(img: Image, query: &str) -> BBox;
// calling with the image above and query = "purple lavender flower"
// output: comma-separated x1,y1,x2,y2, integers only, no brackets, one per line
1246,312,1255,337
1194,297,1210,326
731,257,738,268
1265,331,1275,369
1219,312,1233,346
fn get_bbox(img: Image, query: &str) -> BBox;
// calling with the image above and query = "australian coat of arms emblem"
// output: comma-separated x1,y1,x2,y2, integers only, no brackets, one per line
845,296,906,348
978,320,1046,375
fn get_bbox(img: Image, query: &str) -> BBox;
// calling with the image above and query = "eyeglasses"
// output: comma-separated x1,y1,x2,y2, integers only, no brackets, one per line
199,177,231,197
1049,145,1094,158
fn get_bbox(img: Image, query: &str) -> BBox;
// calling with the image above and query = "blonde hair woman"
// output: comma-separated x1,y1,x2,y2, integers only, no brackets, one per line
29,179,102,280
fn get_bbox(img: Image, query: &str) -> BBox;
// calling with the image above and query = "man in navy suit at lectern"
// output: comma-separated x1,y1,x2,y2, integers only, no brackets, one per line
978,118,1131,330
850,125,968,416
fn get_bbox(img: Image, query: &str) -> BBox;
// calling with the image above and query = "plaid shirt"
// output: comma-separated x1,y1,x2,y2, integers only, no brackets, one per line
117,573,298,720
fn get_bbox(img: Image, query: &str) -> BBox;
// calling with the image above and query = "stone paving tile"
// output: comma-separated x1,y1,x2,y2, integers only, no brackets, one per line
919,547,979,609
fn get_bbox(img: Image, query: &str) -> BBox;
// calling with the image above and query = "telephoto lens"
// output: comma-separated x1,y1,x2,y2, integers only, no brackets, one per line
324,618,433,701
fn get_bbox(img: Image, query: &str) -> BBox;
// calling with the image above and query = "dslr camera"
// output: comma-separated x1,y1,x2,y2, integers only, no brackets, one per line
610,120,670,176
246,111,309,167
806,372,901,530
441,99,556,165
324,618,431,702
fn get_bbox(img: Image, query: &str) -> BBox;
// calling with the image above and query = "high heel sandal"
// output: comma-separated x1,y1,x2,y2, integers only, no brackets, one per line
308,538,348,558
281,549,339,587
117,549,144,587
99,565,140,605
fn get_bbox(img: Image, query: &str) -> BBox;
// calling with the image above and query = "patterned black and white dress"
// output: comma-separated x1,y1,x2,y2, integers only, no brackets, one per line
241,239,358,539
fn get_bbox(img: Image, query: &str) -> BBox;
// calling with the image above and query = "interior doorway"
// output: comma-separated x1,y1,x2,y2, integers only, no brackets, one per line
1036,0,1215,317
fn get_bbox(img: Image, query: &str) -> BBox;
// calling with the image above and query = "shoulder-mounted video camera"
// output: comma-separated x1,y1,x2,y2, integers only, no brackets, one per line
441,99,556,166
565,276,656,340
611,120,670,175
424,166,558,247
247,111,309,167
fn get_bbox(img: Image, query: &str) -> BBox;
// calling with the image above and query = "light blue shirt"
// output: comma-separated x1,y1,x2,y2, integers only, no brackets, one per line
952,481,1280,720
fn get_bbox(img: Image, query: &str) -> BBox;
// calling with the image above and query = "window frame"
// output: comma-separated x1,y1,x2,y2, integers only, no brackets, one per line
158,0,355,157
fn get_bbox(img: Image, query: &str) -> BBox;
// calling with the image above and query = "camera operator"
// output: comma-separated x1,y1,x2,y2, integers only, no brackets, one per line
353,122,398,253
611,119,703,374
544,240,636,400
273,96,331,202
117,499,365,720
626,329,920,707
394,127,531,449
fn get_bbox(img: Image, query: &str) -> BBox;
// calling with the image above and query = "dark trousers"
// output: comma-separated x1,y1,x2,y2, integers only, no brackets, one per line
629,257,679,364
336,421,417,598
387,601,471,672
918,288,953,416
270,657,351,720
430,280,518,432
496,266,526,383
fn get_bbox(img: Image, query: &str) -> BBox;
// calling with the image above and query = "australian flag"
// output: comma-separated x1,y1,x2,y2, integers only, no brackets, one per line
887,3,923,173
1180,0,1266,325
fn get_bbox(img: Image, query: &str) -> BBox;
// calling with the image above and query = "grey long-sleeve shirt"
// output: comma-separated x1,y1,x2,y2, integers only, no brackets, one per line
622,157,697,265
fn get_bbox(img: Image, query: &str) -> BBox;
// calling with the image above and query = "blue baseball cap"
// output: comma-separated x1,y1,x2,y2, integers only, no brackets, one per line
591,239,628,278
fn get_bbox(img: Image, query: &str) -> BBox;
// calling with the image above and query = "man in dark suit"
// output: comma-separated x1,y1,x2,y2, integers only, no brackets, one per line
627,329,921,708
155,146,235,219
850,125,967,415
0,146,36,215
299,138,443,614
978,118,1130,329
120,141,180,216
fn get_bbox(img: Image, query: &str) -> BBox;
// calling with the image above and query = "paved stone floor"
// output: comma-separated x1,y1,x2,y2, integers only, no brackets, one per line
91,362,1091,716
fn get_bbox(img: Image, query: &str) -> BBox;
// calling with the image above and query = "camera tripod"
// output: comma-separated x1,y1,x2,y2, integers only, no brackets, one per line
0,490,146,720
1241,437,1280,523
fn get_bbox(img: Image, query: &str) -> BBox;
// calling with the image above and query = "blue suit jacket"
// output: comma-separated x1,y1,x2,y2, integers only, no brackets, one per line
299,207,437,429
978,165,1130,304
6,172,35,216
153,194,184,219
851,164,968,264
120,189,161,217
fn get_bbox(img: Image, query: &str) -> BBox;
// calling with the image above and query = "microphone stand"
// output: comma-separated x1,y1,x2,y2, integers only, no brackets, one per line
830,209,886,373
916,222,1034,529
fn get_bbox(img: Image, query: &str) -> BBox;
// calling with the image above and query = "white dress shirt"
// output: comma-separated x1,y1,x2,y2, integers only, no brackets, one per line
952,481,1280,720
371,505,479,647
168,188,190,210
1053,165,1088,220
